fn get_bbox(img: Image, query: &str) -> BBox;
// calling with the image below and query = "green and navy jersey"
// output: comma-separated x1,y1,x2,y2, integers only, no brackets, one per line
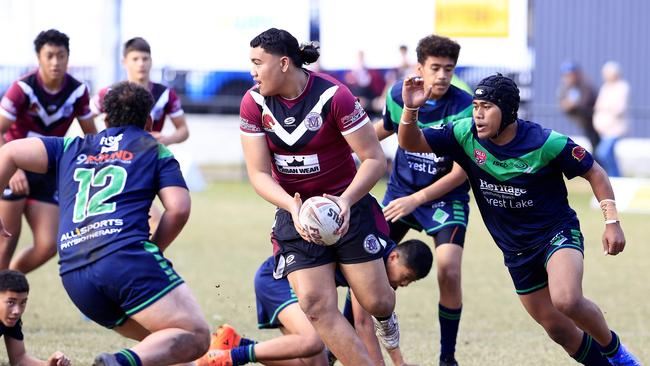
383,83,472,203
40,126,187,274
422,118,594,261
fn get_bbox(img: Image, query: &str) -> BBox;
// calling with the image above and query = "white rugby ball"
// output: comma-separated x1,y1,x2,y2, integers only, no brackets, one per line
298,196,343,246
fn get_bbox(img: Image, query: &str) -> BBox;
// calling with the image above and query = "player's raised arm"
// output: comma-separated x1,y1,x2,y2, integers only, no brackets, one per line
397,77,433,153
581,162,626,255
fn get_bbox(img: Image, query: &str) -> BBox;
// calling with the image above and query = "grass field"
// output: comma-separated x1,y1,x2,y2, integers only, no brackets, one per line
2,178,648,365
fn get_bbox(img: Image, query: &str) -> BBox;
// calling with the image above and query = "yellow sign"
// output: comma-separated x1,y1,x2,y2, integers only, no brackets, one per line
435,0,510,38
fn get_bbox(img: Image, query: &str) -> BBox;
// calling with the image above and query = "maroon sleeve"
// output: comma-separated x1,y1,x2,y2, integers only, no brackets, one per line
90,86,109,115
239,90,264,135
0,81,28,120
165,88,184,117
330,84,369,134
74,85,93,120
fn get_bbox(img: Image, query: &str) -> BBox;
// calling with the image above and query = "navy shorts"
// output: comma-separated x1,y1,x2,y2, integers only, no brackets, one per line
2,171,58,204
61,241,184,328
255,257,298,329
381,194,468,247
506,228,584,295
272,194,389,278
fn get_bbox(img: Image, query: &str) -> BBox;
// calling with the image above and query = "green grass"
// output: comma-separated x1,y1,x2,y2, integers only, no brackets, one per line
3,179,649,365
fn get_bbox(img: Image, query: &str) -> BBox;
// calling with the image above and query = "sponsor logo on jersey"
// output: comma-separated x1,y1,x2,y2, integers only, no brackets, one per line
77,151,134,165
59,219,124,249
341,100,365,129
274,154,320,174
363,234,381,254
572,146,586,161
100,134,123,153
304,112,323,131
404,151,445,162
239,117,262,133
474,149,487,165
284,117,296,125
240,117,262,133
513,159,530,171
479,179,527,197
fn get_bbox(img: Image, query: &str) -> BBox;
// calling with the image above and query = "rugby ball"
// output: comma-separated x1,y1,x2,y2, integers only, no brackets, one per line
298,196,343,246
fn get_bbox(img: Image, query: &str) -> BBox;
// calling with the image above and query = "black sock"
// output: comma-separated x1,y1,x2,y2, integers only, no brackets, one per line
598,330,620,358
571,332,611,365
438,303,462,358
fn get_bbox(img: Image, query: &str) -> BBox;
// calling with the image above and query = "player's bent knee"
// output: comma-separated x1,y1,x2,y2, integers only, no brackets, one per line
361,292,395,317
167,327,210,361
437,265,461,286
298,294,334,322
300,334,325,357
551,294,583,318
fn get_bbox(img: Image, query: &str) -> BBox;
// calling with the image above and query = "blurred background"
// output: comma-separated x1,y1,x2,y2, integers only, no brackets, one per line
1,0,649,178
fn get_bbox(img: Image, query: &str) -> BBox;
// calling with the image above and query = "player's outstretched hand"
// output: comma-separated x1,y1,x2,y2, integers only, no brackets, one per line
402,76,433,110
47,351,71,366
383,195,419,222
602,222,625,255
291,192,311,242
8,169,29,196
323,194,350,238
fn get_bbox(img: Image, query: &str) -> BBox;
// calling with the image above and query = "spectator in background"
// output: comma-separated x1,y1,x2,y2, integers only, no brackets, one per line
593,61,629,177
396,45,414,80
345,50,374,109
557,61,600,152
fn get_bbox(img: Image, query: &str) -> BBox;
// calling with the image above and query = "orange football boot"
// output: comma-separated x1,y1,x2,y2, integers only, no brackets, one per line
210,324,241,350
196,349,233,366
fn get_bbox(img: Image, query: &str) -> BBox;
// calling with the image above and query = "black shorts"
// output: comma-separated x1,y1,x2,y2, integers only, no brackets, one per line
2,171,58,204
272,194,390,278
61,241,184,328
506,228,584,295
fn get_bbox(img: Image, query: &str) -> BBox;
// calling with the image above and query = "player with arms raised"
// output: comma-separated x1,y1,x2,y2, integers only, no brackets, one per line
397,73,641,365
240,28,396,366
0,29,97,273
374,34,472,366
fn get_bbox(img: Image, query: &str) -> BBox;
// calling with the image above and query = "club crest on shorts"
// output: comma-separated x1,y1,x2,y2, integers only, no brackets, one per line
363,234,381,254
474,149,487,165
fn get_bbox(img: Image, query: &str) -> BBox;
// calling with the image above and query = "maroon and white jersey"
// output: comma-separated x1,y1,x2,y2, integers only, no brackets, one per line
91,82,184,132
240,71,370,198
0,71,93,141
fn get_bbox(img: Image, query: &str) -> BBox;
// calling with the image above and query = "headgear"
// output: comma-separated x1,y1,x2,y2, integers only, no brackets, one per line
473,74,520,133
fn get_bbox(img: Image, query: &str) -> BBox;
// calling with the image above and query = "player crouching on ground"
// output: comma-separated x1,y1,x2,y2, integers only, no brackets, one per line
0,269,71,366
0,81,210,366
196,239,432,366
